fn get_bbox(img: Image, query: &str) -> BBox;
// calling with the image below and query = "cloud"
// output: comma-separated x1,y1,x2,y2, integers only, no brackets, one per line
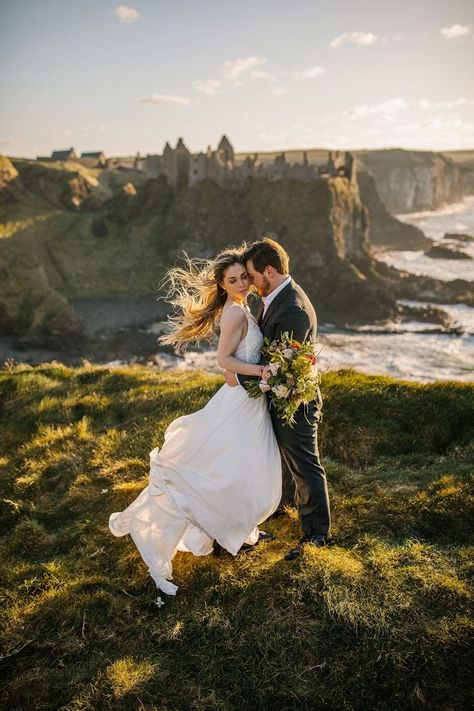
195,56,271,96
220,56,266,81
249,69,276,81
115,5,140,23
330,31,378,48
139,94,191,106
392,122,421,134
194,79,222,96
344,98,408,119
194,57,324,100
418,97,474,110
292,65,325,80
440,24,472,39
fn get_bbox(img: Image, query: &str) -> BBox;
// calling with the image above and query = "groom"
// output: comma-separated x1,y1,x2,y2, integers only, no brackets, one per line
225,237,333,560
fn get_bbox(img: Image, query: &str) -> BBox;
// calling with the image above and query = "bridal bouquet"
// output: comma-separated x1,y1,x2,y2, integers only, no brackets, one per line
244,332,320,426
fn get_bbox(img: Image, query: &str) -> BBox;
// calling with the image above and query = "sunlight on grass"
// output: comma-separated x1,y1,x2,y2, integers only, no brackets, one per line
106,657,158,698
0,364,472,710
0,212,59,239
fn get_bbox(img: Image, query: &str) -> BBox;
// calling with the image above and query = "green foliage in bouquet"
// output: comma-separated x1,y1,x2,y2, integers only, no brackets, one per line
244,331,320,426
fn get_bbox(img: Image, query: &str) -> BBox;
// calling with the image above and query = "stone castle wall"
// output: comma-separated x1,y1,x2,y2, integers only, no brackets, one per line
144,135,356,188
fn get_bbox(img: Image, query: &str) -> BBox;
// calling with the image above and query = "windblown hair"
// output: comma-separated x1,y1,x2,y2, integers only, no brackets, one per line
159,249,245,354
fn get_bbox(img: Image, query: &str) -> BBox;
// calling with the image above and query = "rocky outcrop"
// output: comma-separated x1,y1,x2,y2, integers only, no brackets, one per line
0,156,18,190
376,262,474,307
444,233,473,242
10,159,104,211
441,151,474,195
356,149,463,214
4,155,470,345
425,245,472,260
357,171,431,249
157,176,396,323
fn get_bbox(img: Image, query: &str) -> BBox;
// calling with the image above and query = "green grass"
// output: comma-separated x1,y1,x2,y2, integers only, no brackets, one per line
0,365,472,710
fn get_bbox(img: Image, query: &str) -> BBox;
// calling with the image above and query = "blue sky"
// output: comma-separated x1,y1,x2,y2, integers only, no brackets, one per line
1,0,473,157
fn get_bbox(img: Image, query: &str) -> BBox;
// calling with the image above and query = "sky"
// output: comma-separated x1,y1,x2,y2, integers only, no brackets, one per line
1,0,474,158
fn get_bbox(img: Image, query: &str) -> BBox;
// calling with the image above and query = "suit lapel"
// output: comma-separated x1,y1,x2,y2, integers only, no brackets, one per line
261,281,293,332
256,300,264,327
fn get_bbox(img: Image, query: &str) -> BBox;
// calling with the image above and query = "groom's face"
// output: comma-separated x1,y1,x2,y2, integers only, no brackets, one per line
246,259,271,297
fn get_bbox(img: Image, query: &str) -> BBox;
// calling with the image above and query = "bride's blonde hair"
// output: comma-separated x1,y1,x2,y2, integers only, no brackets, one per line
159,248,246,354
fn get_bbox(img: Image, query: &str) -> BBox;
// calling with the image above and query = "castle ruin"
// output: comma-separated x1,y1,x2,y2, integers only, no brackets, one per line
144,135,356,188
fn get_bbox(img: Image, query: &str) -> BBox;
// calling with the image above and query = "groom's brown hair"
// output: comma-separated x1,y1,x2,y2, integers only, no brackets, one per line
243,237,289,275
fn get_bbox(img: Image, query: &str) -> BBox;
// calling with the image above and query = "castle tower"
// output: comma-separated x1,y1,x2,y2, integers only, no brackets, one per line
327,151,337,177
161,142,176,185
217,135,235,166
344,151,357,185
175,137,191,190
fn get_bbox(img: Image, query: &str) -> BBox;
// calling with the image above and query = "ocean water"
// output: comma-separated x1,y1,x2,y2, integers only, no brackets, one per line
145,321,473,383
144,296,473,383
376,196,474,281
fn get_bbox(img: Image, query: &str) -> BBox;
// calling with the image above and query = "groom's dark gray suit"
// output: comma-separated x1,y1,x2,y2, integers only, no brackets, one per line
237,279,331,537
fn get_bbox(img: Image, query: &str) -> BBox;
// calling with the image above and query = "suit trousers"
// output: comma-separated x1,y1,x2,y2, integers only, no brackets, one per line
270,399,331,537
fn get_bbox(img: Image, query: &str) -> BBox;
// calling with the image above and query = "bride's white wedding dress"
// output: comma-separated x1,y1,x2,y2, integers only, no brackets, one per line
108,306,282,595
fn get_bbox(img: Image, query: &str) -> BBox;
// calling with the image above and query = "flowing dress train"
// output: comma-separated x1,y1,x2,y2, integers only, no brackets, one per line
109,308,282,594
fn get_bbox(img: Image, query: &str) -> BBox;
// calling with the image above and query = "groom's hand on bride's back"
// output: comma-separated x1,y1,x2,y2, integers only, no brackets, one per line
225,370,239,387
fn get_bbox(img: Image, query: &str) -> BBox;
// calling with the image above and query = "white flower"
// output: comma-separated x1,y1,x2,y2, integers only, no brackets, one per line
259,381,271,392
154,596,165,608
273,384,289,398
282,348,294,359
101,488,108,494
269,362,280,376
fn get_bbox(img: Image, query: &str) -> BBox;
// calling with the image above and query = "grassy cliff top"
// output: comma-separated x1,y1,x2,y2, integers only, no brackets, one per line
0,365,473,710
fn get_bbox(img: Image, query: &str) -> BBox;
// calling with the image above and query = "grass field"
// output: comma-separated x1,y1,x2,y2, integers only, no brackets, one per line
0,365,472,710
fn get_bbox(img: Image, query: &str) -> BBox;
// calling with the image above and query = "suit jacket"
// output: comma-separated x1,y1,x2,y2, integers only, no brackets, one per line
236,278,318,387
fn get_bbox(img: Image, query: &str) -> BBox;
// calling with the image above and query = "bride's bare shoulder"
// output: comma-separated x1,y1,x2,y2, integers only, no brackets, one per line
220,302,246,329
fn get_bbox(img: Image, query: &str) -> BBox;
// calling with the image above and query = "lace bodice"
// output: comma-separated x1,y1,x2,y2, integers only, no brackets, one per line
232,306,263,364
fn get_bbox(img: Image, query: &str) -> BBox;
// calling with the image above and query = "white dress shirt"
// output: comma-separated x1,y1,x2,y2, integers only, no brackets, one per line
262,275,292,317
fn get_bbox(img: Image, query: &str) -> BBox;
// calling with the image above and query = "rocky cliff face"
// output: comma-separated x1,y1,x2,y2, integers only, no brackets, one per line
356,149,463,214
441,151,474,195
0,157,401,342
4,156,470,345
357,171,431,249
153,176,396,323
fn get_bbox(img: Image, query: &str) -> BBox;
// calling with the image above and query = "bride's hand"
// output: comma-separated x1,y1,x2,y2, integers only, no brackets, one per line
261,365,272,381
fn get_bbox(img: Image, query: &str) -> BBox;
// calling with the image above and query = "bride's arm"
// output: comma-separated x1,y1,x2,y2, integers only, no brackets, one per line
216,307,263,376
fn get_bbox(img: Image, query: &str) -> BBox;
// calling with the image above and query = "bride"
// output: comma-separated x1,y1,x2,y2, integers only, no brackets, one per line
108,248,282,595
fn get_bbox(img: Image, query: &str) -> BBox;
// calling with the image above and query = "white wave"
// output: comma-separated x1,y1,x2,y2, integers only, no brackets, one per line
378,248,474,282
378,197,474,282
395,196,474,241
123,325,474,383
315,330,473,382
